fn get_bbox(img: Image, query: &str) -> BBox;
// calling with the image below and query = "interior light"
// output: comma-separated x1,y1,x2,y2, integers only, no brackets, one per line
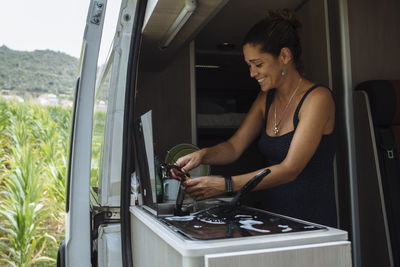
217,42,236,51
195,64,220,69
160,0,197,49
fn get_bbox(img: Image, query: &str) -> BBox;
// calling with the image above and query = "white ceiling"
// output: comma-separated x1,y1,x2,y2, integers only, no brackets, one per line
140,0,306,71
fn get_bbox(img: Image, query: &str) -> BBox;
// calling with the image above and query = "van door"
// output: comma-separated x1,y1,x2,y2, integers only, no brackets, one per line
61,0,142,266
64,1,108,266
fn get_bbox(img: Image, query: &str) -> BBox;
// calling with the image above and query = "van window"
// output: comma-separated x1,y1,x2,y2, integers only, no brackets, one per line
90,0,122,187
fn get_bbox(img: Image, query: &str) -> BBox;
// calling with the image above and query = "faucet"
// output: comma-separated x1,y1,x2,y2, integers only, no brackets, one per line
160,164,191,216
174,172,191,216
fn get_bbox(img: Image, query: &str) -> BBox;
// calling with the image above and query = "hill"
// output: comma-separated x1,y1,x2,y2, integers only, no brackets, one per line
0,45,79,100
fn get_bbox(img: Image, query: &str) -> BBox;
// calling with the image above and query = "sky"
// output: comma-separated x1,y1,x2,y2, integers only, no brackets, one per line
0,0,120,60
0,0,90,58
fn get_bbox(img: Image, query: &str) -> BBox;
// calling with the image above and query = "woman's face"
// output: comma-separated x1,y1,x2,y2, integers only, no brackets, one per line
243,43,283,92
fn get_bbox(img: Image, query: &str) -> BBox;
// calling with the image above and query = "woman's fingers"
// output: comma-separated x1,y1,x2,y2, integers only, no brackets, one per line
184,177,206,200
184,177,201,193
169,168,180,180
184,176,225,200
175,154,190,167
175,151,202,173
185,178,206,200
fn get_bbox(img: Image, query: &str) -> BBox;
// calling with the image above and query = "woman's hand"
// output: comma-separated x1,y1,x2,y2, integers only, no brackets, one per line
175,149,204,173
184,176,226,200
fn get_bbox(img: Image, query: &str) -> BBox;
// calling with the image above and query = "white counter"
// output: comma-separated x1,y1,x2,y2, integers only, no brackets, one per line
130,206,352,267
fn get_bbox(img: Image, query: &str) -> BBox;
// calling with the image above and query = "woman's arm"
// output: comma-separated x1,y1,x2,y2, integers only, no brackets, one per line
176,92,266,172
185,86,335,200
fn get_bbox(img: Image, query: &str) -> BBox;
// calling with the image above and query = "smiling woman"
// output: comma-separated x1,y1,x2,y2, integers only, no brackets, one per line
176,8,337,227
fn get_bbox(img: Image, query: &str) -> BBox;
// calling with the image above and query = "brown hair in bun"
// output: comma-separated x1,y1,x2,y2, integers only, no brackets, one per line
243,9,303,72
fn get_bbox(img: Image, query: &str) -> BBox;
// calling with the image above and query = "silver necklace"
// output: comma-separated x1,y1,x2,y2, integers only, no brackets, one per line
273,78,302,135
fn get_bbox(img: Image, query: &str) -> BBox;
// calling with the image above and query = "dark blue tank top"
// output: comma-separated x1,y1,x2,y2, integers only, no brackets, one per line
257,85,337,227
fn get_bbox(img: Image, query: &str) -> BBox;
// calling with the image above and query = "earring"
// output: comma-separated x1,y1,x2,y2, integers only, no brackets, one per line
281,68,287,76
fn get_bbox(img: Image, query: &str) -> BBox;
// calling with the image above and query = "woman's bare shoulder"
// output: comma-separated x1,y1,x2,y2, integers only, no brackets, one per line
308,85,333,99
299,85,335,123
302,85,334,108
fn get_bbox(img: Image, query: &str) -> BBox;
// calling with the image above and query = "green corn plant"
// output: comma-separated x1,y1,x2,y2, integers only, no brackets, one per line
46,159,66,218
0,101,58,266
0,143,56,266
37,105,69,208
35,108,69,260
91,109,107,188
0,98,72,265
0,99,11,185
31,102,72,262
33,108,62,165
52,106,71,153
41,159,67,261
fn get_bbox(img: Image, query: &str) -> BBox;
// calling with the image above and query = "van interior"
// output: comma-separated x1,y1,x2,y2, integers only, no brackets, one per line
135,0,331,175
129,0,400,266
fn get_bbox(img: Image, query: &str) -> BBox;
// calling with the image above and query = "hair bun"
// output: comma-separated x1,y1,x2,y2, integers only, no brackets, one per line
266,9,301,30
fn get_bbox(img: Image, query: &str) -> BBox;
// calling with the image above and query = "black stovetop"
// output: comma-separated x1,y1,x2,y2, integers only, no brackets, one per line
160,205,326,241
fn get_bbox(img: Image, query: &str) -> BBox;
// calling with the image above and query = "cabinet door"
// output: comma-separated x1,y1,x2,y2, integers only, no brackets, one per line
205,241,352,267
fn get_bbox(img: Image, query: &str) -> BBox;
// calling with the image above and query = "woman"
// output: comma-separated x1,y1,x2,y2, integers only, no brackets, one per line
176,9,337,227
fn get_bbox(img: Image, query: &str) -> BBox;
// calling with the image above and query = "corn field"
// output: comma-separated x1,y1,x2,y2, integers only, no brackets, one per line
0,97,71,266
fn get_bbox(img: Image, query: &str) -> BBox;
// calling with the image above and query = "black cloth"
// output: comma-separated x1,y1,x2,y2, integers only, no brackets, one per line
257,84,337,227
